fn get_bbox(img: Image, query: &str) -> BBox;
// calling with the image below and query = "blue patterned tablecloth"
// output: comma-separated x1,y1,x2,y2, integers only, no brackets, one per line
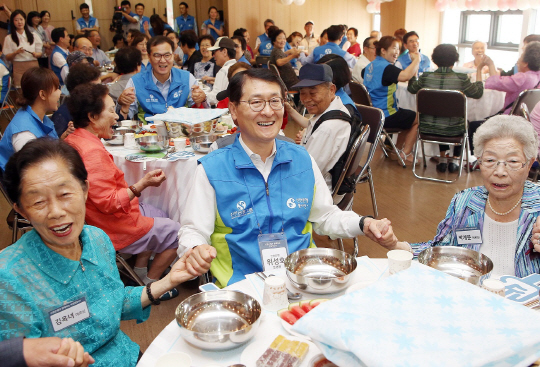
292,263,540,367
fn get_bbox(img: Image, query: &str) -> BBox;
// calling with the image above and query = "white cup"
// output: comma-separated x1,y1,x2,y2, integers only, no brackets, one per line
173,137,187,151
482,279,506,297
124,133,137,149
262,276,288,311
387,249,413,275
155,352,192,367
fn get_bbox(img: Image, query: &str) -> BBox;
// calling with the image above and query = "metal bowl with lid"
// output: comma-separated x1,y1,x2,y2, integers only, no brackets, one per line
285,248,357,294
175,290,262,350
191,134,218,153
418,246,493,285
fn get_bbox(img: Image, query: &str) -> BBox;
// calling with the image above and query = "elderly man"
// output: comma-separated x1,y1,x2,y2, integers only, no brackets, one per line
50,27,70,86
255,19,275,51
86,30,111,66
178,68,399,288
395,31,431,73
299,25,356,68
118,36,206,123
206,37,237,106
76,3,99,35
370,30,381,40
175,2,197,35
352,37,377,84
300,20,319,55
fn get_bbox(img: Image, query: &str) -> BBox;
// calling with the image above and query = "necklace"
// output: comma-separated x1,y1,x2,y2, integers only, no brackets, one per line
487,196,522,216
78,236,85,271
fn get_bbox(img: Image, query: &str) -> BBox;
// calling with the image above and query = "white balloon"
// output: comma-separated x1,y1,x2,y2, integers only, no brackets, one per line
281,0,294,4
366,2,376,12
479,0,490,9
293,0,306,5
517,0,530,8
457,0,467,8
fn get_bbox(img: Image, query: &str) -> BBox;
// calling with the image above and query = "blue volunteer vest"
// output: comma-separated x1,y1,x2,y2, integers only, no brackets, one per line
50,46,68,86
312,42,346,63
238,55,250,64
138,15,150,33
0,106,58,170
202,19,223,41
175,14,195,34
258,33,270,44
77,16,97,30
396,53,431,73
336,88,358,112
363,56,398,117
258,40,273,56
199,135,316,287
131,67,191,121
0,59,10,103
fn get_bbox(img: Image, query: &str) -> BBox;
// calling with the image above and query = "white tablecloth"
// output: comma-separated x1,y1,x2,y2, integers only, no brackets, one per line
105,144,202,224
136,257,389,367
396,82,506,121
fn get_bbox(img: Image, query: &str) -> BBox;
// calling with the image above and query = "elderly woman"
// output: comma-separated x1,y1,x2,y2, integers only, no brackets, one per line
269,28,300,89
0,67,61,171
395,115,540,278
0,138,207,366
194,35,216,83
317,54,356,111
64,84,188,297
462,41,490,80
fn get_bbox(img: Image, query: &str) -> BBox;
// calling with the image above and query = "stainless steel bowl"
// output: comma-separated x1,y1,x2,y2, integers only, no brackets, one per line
175,290,262,350
179,118,219,137
135,134,169,152
105,134,124,145
114,127,135,135
285,248,357,294
191,134,218,153
418,246,493,285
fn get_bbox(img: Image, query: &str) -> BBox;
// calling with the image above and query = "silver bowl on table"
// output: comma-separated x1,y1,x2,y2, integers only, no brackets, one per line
135,134,169,152
104,134,124,145
191,134,218,153
285,248,357,294
175,290,262,350
418,246,493,285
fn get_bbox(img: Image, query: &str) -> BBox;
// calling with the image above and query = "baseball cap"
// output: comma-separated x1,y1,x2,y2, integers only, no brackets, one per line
291,63,333,89
305,20,314,25
208,37,236,51
66,51,94,67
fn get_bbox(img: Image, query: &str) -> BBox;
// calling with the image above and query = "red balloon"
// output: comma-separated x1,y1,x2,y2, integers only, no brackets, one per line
497,0,509,9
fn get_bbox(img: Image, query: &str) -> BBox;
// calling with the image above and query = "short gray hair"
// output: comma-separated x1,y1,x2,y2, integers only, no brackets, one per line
473,115,539,161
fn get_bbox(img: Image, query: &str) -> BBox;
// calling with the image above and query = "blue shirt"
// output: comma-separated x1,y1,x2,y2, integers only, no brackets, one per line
122,11,137,25
137,15,150,33
76,16,97,30
396,53,431,73
238,54,250,64
0,226,150,367
148,23,173,37
202,19,223,41
175,14,197,35
339,35,348,49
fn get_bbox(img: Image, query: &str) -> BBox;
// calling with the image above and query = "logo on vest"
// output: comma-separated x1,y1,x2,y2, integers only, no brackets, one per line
231,200,253,219
173,91,182,99
146,93,158,103
325,48,332,54
266,43,272,49
287,197,309,209
286,198,296,208
365,63,374,82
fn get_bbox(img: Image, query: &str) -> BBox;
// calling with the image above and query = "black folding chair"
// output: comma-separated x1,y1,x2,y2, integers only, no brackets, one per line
0,170,32,244
509,89,540,118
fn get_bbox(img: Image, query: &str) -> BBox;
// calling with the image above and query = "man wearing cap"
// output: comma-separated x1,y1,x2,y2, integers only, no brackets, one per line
60,51,94,86
286,63,351,190
300,21,319,55
206,37,237,106
178,68,400,288
299,25,356,68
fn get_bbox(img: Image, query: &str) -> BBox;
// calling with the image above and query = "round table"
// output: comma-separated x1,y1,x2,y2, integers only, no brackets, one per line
105,144,203,224
136,257,389,367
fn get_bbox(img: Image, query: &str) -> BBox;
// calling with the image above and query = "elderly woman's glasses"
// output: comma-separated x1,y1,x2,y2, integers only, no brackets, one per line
478,158,527,171
239,98,284,112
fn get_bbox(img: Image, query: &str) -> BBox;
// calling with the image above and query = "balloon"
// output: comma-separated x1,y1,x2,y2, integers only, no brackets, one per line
436,1,445,10
375,1,381,11
508,0,518,7
516,0,530,8
472,0,482,9
466,0,474,9
457,0,467,8
488,0,499,8
497,0,509,9
281,0,293,4
449,0,458,8
293,0,305,5
478,0,490,9
366,2,376,12
531,0,540,7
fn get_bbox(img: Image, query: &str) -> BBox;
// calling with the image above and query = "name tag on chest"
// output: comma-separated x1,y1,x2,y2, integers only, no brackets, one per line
258,233,288,274
49,297,90,332
455,227,483,245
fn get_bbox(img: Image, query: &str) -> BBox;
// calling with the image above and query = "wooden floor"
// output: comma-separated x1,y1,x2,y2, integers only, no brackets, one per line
0,115,484,352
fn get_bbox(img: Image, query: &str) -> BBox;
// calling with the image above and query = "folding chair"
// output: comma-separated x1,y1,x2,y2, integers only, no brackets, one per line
116,253,145,286
413,88,469,183
331,124,370,257
0,170,32,244
0,76,15,121
509,89,540,118
521,103,531,121
255,55,270,68
349,81,406,167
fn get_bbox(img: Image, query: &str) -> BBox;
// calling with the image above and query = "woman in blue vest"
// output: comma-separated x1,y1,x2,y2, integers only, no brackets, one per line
145,14,173,38
0,67,61,171
131,32,150,72
363,36,419,164
201,6,223,41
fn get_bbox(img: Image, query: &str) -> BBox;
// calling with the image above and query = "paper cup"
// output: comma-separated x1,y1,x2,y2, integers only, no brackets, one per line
155,352,192,367
262,276,288,311
387,249,413,275
481,279,506,297
173,137,187,151
124,133,137,149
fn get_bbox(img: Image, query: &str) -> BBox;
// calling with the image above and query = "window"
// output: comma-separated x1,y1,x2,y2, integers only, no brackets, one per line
373,13,380,32
459,10,523,50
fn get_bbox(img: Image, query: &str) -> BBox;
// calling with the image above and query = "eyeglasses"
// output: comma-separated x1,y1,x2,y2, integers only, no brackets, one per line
478,158,527,171
152,53,173,61
239,98,284,112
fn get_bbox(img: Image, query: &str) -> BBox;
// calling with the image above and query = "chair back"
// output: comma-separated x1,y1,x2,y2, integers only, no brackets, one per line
521,103,531,121
349,81,372,106
354,103,384,178
268,63,280,76
0,169,12,206
510,89,540,117
255,55,270,67
332,124,370,198
416,88,468,133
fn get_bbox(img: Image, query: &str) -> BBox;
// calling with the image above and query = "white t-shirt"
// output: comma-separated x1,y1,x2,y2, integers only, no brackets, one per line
480,214,518,278
3,30,43,61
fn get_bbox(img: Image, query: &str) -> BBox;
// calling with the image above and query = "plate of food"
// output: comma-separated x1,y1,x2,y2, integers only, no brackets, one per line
277,299,329,340
241,334,316,367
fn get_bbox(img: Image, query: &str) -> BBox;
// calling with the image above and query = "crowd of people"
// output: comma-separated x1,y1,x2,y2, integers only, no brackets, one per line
1,1,540,366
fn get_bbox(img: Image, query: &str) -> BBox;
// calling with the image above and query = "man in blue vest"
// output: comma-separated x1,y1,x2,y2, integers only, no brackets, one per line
76,3,99,35
255,19,274,51
117,36,207,123
395,31,431,73
50,28,70,86
134,3,150,34
299,25,356,68
177,68,400,288
116,0,138,36
175,2,197,36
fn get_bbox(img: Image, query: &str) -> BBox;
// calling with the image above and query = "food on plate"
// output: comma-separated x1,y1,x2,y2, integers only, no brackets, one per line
310,355,338,367
228,126,238,134
215,122,228,132
134,131,158,139
278,299,328,325
256,335,309,367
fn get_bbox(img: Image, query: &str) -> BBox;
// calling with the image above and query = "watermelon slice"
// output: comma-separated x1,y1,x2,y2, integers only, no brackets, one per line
309,299,329,308
278,309,299,325
288,302,307,319
300,300,313,313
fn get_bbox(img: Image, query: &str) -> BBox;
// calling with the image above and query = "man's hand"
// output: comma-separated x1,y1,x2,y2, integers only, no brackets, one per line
141,169,166,188
408,51,420,62
23,337,94,367
191,85,206,105
185,244,216,277
362,217,398,249
118,87,136,107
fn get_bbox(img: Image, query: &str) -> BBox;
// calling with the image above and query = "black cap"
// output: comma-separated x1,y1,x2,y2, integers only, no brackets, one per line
291,63,333,89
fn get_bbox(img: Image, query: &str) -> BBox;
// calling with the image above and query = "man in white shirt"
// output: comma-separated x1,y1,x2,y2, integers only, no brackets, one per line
206,37,237,106
86,30,111,66
299,20,319,56
50,28,70,85
178,68,399,287
352,37,377,84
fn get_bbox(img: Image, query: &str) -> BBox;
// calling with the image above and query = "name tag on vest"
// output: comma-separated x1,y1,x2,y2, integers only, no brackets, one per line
258,233,288,275
455,227,482,245
49,297,90,332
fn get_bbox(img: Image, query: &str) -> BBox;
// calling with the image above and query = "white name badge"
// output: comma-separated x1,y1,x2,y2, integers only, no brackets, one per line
49,297,91,333
258,233,288,275
455,227,483,245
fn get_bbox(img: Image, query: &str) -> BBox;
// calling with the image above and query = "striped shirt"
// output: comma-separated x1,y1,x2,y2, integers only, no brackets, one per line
407,67,483,136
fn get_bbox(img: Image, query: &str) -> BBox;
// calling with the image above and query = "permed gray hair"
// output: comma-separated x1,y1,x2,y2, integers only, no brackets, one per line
473,115,539,161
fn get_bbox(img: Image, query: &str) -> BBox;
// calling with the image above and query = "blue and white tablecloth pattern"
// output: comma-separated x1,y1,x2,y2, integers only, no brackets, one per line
292,263,540,367
146,107,229,124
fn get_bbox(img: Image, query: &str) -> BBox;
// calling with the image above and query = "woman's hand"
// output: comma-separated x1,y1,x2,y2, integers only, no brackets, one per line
140,169,166,188
61,121,75,140
295,129,304,145
363,217,399,249
286,48,301,58
56,338,94,367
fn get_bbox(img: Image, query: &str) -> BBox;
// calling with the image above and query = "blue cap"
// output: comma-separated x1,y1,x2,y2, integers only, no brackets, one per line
292,63,333,89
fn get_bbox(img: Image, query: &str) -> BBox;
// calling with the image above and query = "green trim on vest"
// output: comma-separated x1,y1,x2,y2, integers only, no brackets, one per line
387,83,397,116
210,208,233,289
